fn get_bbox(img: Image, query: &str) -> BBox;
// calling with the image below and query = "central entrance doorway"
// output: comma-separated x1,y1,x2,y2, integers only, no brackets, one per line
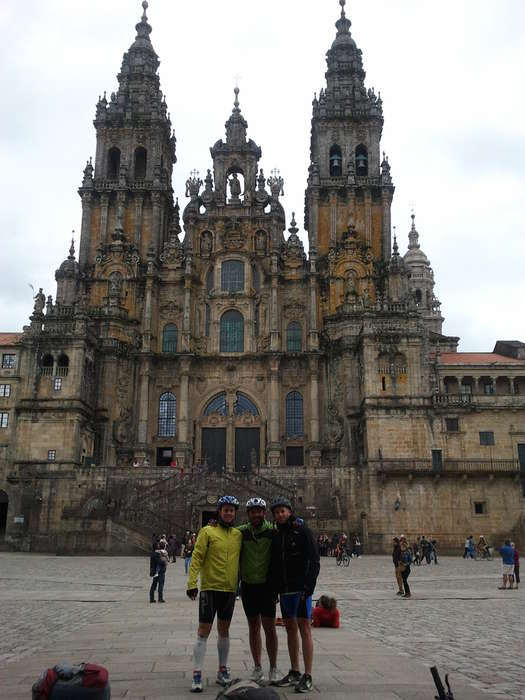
198,391,263,472
201,428,226,473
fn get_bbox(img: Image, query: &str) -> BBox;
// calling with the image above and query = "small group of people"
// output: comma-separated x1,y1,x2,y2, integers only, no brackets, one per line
411,535,438,565
463,534,493,560
498,539,520,590
392,535,413,598
317,532,361,558
186,495,320,693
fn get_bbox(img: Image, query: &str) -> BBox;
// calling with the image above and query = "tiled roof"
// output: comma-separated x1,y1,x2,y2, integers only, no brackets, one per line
0,333,23,346
439,352,524,366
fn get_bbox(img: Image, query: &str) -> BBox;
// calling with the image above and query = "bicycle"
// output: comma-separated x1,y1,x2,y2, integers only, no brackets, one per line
336,550,350,567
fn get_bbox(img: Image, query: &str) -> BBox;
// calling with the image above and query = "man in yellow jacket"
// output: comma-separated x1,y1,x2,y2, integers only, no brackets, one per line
187,495,242,693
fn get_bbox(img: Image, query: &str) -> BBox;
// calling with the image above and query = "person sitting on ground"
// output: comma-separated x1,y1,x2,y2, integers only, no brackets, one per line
312,596,340,628
499,539,515,590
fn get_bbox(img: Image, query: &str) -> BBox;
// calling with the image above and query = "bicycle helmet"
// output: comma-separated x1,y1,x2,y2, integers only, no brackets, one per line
217,495,240,510
246,497,267,511
270,496,292,512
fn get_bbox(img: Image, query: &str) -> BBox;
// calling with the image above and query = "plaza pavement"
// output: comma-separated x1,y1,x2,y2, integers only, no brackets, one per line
0,553,522,698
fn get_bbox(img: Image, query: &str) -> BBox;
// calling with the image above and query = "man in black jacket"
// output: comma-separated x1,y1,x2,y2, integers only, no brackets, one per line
269,497,320,694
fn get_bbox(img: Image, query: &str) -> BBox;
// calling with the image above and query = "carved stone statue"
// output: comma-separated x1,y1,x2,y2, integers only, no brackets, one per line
229,173,242,201
201,232,212,256
33,288,46,314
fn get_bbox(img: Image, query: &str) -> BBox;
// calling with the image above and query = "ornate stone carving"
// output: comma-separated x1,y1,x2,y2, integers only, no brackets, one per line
326,403,344,446
284,302,305,321
200,231,213,257
113,407,132,445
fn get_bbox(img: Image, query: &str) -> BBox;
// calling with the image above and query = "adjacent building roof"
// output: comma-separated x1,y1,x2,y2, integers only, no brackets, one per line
439,352,524,366
0,333,23,346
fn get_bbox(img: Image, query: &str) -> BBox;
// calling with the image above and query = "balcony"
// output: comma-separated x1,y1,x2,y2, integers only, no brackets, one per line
373,459,521,476
433,393,525,408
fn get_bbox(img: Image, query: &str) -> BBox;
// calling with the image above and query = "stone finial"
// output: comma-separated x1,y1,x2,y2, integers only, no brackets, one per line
185,170,203,199
69,234,76,260
289,212,299,236
136,0,152,39
268,169,284,199
336,0,351,34
233,86,240,112
408,212,420,250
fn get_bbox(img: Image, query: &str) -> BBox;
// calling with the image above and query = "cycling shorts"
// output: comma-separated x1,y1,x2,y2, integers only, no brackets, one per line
199,590,236,624
279,592,312,620
241,582,276,619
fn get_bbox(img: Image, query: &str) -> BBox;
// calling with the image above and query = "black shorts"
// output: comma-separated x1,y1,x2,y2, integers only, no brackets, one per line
199,590,236,624
241,582,276,619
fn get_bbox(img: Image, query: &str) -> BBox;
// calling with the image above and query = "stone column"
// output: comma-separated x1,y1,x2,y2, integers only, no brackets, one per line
382,189,392,260
137,358,151,445
99,193,110,245
182,254,193,352
267,357,281,466
270,254,280,351
364,189,372,247
309,357,320,444
133,193,144,249
329,192,337,249
151,192,162,254
308,251,319,351
78,192,92,266
176,357,192,469
309,190,319,251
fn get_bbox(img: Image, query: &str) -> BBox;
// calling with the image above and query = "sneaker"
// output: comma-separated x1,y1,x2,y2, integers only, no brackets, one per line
396,591,403,596
269,667,281,685
276,669,302,687
216,667,232,686
250,666,264,683
295,673,313,693
402,593,412,599
191,671,203,693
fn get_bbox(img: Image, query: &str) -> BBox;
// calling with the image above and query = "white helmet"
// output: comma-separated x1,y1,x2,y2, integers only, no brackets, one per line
246,497,267,511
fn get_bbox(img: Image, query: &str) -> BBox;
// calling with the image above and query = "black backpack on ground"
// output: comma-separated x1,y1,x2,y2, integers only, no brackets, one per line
215,679,279,700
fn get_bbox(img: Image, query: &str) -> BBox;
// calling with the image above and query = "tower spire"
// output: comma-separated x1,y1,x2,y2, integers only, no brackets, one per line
408,212,420,250
336,0,352,35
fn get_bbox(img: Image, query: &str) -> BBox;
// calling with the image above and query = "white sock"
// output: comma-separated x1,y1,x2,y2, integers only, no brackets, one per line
193,636,207,672
217,635,230,668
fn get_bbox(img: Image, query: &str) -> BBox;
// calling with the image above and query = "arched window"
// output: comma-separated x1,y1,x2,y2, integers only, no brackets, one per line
205,304,211,337
287,322,302,352
221,260,244,293
162,324,178,353
107,147,121,179
234,392,259,416
158,392,176,437
206,267,214,294
41,354,54,376
57,354,69,377
220,310,244,353
134,146,147,179
286,391,304,437
205,393,228,416
355,144,368,176
329,145,343,176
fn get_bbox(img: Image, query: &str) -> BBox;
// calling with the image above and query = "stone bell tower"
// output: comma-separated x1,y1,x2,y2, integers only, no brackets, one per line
77,0,176,304
305,0,394,291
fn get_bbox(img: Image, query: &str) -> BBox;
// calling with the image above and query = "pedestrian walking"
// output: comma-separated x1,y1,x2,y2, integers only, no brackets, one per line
511,541,519,589
184,538,195,575
392,537,404,595
498,539,515,590
399,538,412,598
186,495,242,693
269,496,320,693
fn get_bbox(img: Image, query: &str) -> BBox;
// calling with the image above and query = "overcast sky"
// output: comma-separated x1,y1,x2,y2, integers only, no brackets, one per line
1,0,524,350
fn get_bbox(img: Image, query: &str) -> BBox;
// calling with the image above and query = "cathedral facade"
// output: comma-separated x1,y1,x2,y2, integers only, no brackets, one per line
1,1,524,553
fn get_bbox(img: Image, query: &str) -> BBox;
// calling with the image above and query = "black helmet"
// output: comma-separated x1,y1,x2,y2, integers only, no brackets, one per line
270,496,292,512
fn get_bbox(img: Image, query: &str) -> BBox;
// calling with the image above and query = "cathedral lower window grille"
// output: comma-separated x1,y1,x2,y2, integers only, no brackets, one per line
221,261,244,293
286,391,304,437
0,412,8,428
0,384,11,397
162,324,178,353
286,322,302,352
158,392,176,438
220,310,244,353
2,354,16,369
